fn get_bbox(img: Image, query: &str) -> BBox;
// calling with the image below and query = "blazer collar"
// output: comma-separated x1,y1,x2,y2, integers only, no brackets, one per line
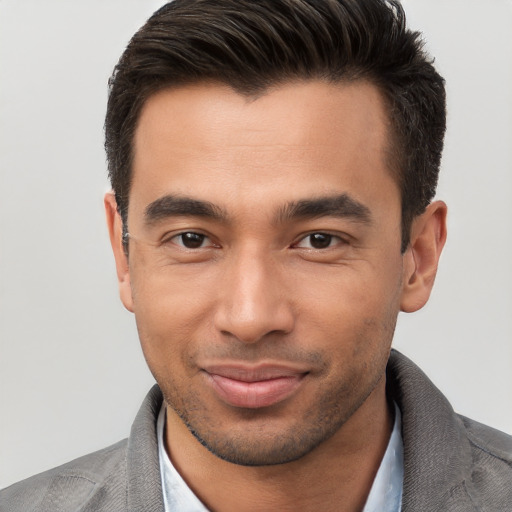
387,350,478,511
126,384,166,512
125,352,479,512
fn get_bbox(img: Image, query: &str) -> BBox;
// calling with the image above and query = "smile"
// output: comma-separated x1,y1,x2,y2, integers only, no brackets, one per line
202,365,308,409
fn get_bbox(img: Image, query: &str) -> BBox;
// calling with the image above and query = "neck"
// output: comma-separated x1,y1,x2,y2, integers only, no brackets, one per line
165,378,393,512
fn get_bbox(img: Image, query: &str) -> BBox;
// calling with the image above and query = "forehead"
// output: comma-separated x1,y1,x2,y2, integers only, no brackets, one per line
134,80,390,154
130,80,397,219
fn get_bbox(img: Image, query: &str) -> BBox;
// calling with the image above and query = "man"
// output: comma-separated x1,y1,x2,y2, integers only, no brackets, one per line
1,0,511,510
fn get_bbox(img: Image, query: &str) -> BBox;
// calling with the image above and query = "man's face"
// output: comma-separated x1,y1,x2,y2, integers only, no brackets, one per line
120,81,407,465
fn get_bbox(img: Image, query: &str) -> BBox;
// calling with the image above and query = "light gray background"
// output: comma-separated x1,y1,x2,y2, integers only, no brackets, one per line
1,0,511,489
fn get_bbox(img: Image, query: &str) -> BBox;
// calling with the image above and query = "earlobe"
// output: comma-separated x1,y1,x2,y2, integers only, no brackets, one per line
104,191,134,312
400,201,447,313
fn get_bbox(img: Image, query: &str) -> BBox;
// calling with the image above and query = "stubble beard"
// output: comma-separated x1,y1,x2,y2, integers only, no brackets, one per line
149,297,399,467
159,350,390,467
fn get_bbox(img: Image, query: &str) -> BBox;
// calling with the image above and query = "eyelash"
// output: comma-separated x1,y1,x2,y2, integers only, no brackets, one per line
162,230,349,251
163,231,218,249
292,232,349,250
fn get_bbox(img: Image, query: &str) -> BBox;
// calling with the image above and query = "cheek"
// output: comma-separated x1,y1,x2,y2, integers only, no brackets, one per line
128,261,218,369
295,259,402,314
130,250,217,318
292,261,402,351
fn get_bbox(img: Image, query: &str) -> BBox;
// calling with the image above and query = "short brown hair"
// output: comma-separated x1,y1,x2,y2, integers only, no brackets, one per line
105,0,446,251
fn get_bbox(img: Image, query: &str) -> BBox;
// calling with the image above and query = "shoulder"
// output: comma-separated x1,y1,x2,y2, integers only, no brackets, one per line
458,415,512,508
461,414,512,463
460,414,512,473
387,350,512,510
0,439,128,512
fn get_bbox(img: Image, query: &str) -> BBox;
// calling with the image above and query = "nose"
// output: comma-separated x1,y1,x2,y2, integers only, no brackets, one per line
213,248,295,343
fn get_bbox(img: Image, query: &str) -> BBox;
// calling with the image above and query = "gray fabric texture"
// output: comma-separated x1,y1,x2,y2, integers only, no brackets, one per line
1,350,511,511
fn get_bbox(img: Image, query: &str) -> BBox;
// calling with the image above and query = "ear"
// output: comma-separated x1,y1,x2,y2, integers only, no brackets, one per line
400,200,447,313
104,191,134,312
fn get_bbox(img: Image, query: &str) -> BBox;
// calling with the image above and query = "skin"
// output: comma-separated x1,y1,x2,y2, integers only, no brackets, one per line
106,80,447,511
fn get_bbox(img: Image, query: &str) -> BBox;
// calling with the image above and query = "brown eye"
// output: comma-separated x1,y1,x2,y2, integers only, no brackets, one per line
295,232,340,249
309,233,332,249
173,232,208,249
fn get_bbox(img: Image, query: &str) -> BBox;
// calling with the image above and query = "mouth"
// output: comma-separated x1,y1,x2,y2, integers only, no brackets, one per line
202,364,309,409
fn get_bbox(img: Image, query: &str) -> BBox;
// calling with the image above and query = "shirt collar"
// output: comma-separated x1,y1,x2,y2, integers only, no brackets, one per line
157,403,403,512
362,402,404,512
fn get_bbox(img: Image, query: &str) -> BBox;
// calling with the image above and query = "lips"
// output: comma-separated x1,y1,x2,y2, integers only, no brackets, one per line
203,365,307,409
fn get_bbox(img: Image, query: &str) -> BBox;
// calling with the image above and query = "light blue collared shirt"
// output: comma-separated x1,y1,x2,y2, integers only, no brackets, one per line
158,404,403,512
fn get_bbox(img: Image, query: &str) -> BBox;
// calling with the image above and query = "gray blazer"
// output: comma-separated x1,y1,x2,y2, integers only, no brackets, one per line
1,350,511,511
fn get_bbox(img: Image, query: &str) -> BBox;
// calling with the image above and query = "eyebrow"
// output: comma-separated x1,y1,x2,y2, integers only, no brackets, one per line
144,195,227,225
276,194,372,224
143,192,372,227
